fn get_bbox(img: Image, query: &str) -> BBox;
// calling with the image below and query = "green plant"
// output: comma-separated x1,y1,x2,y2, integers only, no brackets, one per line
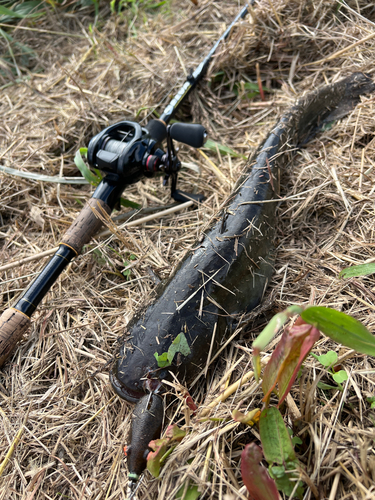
154,333,191,368
339,262,375,279
243,305,375,499
311,350,348,389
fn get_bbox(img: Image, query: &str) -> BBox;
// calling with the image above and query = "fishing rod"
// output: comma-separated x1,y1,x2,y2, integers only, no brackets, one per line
0,4,251,368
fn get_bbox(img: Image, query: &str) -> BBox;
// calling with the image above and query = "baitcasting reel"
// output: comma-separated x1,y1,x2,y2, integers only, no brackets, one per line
87,119,207,203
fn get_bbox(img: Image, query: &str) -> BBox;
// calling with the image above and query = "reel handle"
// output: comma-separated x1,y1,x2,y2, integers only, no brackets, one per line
170,123,206,148
146,120,206,148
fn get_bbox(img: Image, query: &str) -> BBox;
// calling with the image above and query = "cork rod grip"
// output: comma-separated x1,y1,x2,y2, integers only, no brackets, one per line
0,308,31,367
60,198,111,254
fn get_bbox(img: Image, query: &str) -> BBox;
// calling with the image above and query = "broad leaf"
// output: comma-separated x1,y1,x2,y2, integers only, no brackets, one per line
241,443,280,500
339,263,375,279
147,437,168,478
314,350,338,368
154,351,170,368
147,424,186,478
261,318,320,406
332,370,348,384
259,408,304,498
155,333,191,368
301,307,375,356
168,333,191,364
259,408,296,464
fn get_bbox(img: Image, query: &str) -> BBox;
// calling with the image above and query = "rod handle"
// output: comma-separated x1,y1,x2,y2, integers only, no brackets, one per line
60,198,111,254
0,308,31,367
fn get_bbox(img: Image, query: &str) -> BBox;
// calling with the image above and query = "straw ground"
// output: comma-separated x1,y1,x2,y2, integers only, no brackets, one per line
0,1,374,498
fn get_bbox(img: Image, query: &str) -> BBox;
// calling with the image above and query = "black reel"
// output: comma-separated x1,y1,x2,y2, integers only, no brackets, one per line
87,120,206,203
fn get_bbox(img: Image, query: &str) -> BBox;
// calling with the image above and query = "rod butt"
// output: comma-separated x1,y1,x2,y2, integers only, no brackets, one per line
0,308,30,367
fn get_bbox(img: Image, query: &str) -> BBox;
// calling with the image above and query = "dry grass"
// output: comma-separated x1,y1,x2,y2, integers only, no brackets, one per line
0,0,375,498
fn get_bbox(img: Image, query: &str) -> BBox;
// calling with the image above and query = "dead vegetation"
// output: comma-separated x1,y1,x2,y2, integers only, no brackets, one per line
0,0,375,498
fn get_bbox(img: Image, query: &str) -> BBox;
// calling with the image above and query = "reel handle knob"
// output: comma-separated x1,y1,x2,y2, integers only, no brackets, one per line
170,123,206,148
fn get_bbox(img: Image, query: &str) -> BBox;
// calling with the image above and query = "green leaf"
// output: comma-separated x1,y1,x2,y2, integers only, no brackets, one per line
0,5,33,18
269,465,304,498
154,333,191,368
317,382,338,390
259,407,296,465
367,396,375,409
292,436,302,446
154,352,170,368
74,148,101,186
0,1,43,21
167,333,191,364
339,263,375,279
332,370,348,384
301,307,375,356
259,408,304,498
287,428,302,446
314,350,338,368
120,197,141,209
269,465,285,479
203,139,246,159
175,483,200,500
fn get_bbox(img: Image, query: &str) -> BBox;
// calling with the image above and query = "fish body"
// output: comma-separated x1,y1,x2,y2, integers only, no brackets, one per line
111,137,278,402
110,73,375,482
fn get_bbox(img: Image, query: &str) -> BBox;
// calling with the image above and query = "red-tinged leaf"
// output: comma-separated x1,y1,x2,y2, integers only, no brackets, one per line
147,425,186,478
241,443,280,500
262,318,320,405
277,325,320,406
261,322,310,401
184,391,198,414
252,305,304,381
165,424,186,442
147,437,169,478
232,409,261,426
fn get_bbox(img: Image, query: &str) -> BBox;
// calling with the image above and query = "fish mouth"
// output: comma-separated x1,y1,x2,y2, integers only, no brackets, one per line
110,371,146,403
